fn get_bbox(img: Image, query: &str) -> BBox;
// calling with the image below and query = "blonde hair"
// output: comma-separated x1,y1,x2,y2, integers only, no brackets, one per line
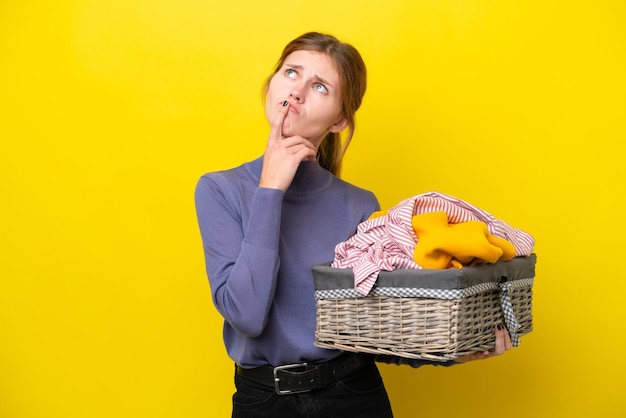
262,32,367,177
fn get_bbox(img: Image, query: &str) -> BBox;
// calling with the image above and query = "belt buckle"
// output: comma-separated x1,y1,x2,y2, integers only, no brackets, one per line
273,362,310,395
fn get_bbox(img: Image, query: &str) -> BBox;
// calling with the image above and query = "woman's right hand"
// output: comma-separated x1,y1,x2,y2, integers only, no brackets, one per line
454,324,513,363
259,101,317,191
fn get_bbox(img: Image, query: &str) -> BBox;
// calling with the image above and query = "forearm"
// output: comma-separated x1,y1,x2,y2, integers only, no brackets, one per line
195,177,284,336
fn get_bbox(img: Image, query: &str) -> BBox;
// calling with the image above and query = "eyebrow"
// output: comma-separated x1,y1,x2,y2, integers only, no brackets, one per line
285,63,335,89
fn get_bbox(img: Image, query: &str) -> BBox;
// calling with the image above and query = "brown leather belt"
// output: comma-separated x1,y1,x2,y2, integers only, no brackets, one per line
235,353,370,395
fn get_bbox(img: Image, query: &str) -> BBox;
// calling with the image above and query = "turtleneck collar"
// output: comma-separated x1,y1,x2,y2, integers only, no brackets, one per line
246,155,333,195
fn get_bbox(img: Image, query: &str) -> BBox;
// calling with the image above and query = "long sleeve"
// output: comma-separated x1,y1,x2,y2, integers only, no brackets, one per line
195,174,283,337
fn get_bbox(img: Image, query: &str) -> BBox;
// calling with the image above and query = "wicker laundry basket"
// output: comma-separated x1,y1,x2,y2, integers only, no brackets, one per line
313,254,536,362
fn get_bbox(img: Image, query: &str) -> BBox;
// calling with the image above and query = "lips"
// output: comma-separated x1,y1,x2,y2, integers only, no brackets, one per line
283,100,300,115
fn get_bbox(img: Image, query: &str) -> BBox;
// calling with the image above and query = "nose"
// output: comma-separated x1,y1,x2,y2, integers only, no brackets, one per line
289,85,304,103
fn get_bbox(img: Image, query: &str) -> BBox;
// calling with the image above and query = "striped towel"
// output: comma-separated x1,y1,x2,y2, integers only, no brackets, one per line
331,191,535,295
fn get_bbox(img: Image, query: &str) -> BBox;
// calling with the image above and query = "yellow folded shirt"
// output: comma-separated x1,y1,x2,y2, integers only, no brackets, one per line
411,211,516,269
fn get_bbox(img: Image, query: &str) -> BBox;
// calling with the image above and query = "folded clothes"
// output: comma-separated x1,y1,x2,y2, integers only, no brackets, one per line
332,191,535,295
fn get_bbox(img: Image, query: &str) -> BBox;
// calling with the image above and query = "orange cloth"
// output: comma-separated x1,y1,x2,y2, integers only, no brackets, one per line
368,209,387,219
411,211,516,269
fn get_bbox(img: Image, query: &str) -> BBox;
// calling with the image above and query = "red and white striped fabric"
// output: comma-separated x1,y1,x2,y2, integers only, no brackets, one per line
331,191,535,295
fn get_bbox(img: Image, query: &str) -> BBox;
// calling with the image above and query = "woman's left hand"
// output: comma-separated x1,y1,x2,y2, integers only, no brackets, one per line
455,324,513,363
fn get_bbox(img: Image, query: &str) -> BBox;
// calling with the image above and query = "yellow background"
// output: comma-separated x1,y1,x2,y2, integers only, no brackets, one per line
1,1,624,417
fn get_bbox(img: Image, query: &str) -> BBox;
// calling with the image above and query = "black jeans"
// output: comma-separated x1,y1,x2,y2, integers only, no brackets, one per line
231,358,394,418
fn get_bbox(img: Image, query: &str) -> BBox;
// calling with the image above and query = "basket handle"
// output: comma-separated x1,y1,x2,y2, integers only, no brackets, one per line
498,277,521,347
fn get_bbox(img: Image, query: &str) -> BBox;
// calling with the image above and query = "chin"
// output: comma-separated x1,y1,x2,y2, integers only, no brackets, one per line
280,122,297,138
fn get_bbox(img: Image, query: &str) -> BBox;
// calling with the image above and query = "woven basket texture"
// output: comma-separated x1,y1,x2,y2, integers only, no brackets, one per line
315,285,533,361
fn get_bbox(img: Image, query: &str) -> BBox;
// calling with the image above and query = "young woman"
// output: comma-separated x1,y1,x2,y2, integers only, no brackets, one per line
195,31,511,418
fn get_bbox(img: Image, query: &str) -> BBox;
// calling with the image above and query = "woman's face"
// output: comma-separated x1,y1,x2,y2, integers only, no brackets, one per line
265,50,347,147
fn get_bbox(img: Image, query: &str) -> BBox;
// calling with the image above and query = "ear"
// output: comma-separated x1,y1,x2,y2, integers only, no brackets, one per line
328,117,349,133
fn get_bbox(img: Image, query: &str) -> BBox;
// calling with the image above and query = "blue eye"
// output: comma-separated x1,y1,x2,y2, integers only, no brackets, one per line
285,68,297,78
314,83,328,94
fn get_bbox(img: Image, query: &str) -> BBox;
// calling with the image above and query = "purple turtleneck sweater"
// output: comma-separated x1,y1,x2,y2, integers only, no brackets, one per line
194,156,379,368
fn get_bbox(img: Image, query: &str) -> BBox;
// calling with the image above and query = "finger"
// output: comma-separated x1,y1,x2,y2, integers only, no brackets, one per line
281,135,317,152
503,327,513,351
278,136,317,162
457,351,486,363
269,100,290,140
492,324,507,355
284,142,317,163
496,324,513,351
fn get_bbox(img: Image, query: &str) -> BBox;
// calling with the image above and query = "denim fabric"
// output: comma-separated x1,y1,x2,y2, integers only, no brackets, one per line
231,359,394,418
